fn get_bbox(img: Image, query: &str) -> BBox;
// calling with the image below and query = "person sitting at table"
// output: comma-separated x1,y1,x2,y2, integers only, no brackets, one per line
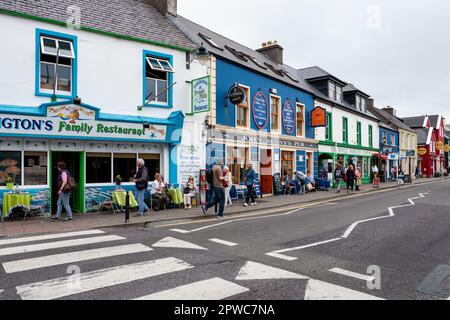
307,170,316,190
150,173,168,211
183,176,197,210
134,159,149,217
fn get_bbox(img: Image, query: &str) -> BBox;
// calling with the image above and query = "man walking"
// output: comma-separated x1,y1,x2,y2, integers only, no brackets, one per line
202,164,226,218
134,159,149,216
334,163,343,193
244,163,257,206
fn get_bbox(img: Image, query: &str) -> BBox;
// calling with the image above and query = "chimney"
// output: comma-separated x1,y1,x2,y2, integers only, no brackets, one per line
144,0,177,16
368,98,375,108
256,40,284,65
383,106,396,116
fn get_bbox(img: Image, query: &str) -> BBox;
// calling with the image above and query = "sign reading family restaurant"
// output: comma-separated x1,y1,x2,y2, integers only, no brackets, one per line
0,104,167,141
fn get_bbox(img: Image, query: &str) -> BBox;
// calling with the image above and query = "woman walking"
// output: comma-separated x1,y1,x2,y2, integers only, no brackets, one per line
346,164,355,193
52,161,73,222
223,166,233,207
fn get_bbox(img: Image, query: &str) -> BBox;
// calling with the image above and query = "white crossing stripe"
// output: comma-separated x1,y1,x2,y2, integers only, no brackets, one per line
236,261,309,281
0,230,105,247
152,237,207,250
265,252,298,261
0,289,3,294
329,268,376,282
16,257,194,300
3,244,153,273
0,235,125,257
135,278,249,300
304,279,383,300
209,238,238,247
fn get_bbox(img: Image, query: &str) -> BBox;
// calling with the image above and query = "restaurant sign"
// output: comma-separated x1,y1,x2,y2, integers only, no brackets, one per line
252,91,269,129
282,100,295,135
310,107,327,127
191,76,210,114
0,104,167,141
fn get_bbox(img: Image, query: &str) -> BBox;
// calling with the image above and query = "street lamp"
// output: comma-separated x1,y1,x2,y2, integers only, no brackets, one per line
190,43,210,66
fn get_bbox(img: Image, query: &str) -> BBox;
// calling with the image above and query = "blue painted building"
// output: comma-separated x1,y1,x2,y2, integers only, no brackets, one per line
379,124,400,181
174,17,319,194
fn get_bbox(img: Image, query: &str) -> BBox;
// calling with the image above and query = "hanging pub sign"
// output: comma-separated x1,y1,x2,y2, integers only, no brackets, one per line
191,76,210,114
436,141,444,151
417,147,428,156
444,145,450,153
252,91,269,129
282,100,295,135
310,106,327,127
228,84,246,105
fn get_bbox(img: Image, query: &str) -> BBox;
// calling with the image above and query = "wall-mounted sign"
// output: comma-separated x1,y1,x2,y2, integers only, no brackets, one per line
191,76,210,114
417,147,428,156
406,150,416,157
282,100,295,135
310,107,327,127
443,145,450,153
252,91,269,130
228,85,246,105
436,141,444,150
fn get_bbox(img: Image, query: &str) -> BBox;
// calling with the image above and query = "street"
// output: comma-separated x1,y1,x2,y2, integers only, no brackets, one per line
0,180,449,300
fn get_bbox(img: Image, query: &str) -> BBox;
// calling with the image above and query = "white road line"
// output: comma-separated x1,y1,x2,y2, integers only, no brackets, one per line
0,235,125,257
265,252,298,261
2,244,152,274
152,237,207,250
329,268,375,282
236,261,309,281
209,238,238,247
0,230,105,247
16,257,194,300
304,279,383,300
170,229,190,234
0,289,3,294
135,278,249,300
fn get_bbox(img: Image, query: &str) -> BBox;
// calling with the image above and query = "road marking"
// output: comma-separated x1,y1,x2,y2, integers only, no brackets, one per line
2,244,152,274
0,230,105,247
304,279,383,300
209,238,238,247
266,193,428,261
329,268,376,282
0,289,3,294
0,235,125,257
152,237,207,250
236,261,309,281
16,257,194,300
135,278,249,300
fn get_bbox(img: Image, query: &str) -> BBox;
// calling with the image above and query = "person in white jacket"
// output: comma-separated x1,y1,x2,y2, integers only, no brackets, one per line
223,166,233,207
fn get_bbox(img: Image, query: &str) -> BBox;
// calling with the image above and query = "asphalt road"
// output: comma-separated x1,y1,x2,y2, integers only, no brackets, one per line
0,179,449,300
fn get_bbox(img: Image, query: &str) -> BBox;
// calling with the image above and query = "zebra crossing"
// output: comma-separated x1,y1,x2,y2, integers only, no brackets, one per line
0,229,384,300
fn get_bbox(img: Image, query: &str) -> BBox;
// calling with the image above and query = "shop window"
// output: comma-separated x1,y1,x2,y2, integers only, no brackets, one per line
24,152,47,185
342,117,348,144
139,154,161,182
144,51,173,107
86,153,112,184
227,146,248,185
113,154,136,183
0,151,22,186
37,30,76,97
296,103,305,137
270,95,280,133
236,86,250,128
281,151,294,183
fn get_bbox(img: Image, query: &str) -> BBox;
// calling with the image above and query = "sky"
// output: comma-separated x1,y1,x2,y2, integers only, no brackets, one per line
178,0,450,120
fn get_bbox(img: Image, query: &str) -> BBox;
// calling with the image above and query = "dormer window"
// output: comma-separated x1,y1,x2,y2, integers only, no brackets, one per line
361,98,366,111
336,85,342,102
328,81,336,100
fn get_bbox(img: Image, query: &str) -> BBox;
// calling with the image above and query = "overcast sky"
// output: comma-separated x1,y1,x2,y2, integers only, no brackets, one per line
179,0,450,120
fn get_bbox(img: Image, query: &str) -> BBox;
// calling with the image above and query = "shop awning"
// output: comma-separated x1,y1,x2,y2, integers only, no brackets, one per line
373,153,388,160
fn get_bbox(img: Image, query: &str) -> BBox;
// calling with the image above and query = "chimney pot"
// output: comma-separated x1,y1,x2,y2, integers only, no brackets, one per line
256,40,284,65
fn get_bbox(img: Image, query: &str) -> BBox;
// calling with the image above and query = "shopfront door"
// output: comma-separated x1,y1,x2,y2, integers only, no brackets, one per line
51,151,84,214
259,149,272,194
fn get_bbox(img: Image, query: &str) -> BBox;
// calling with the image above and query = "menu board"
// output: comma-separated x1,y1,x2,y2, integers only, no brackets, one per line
282,101,295,135
252,91,269,129
179,145,201,184
273,173,283,196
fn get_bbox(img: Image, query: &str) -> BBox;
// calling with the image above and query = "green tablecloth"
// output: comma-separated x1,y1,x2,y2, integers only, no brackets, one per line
167,188,183,205
112,191,138,208
3,193,32,216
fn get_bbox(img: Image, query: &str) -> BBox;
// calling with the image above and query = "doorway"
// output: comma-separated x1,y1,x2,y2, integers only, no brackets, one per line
51,151,84,214
259,149,272,194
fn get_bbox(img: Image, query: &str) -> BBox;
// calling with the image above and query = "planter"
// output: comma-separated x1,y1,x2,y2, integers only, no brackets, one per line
6,183,13,190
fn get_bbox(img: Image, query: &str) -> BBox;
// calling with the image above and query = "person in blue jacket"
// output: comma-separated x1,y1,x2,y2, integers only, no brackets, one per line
244,163,257,207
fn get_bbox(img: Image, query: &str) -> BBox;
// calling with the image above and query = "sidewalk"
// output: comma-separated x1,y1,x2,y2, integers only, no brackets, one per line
0,178,445,238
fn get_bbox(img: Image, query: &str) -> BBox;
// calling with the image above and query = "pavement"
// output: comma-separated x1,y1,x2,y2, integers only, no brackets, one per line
0,177,446,238
0,179,448,301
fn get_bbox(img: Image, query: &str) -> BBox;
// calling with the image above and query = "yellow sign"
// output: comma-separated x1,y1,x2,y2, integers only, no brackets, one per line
444,145,450,153
436,141,444,150
417,147,427,156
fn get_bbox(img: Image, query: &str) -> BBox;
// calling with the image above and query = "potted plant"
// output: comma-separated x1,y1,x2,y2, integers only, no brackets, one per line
115,175,123,186
5,176,13,190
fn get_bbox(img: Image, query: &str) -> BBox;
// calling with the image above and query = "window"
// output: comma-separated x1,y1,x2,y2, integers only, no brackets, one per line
356,95,361,110
282,69,299,82
113,154,136,183
24,152,47,185
198,33,223,50
140,154,161,182
0,151,22,186
357,122,362,145
329,81,336,100
38,31,76,96
144,51,173,107
361,98,366,111
227,146,248,185
369,125,373,147
247,56,267,69
390,133,395,146
336,86,343,102
296,103,305,137
281,151,294,183
236,86,250,127
342,117,348,144
325,112,332,141
382,131,387,144
86,153,112,184
270,95,280,132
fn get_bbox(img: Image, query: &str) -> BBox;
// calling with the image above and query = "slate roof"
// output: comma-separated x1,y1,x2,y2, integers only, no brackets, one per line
368,107,415,133
428,115,442,128
297,66,346,85
415,128,430,145
343,83,370,98
402,116,426,128
0,0,196,50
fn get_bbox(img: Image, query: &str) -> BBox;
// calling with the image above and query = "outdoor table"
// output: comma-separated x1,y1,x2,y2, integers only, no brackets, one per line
112,190,138,209
166,188,182,206
3,193,32,216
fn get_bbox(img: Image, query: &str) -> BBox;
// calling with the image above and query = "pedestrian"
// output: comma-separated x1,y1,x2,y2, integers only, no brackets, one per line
321,167,328,180
151,173,168,212
334,163,343,193
134,158,149,217
202,164,226,218
183,176,197,210
223,166,233,207
296,171,306,195
355,166,361,191
52,161,73,222
372,164,379,182
346,164,355,193
244,163,257,206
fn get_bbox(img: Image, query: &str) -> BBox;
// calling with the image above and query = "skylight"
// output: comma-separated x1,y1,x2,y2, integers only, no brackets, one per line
225,45,248,62
199,33,223,50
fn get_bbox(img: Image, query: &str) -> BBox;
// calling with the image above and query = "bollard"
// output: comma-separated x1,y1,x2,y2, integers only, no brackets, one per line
125,191,130,223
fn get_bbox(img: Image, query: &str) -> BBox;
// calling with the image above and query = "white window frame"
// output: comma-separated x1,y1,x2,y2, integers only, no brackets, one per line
40,36,75,59
146,57,174,73
336,85,343,102
270,94,281,135
235,84,250,129
328,81,336,100
356,95,362,110
39,61,73,95
296,102,306,138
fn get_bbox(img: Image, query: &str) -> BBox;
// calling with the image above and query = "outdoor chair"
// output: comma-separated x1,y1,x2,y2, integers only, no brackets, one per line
97,192,119,214
284,182,296,195
29,202,50,218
